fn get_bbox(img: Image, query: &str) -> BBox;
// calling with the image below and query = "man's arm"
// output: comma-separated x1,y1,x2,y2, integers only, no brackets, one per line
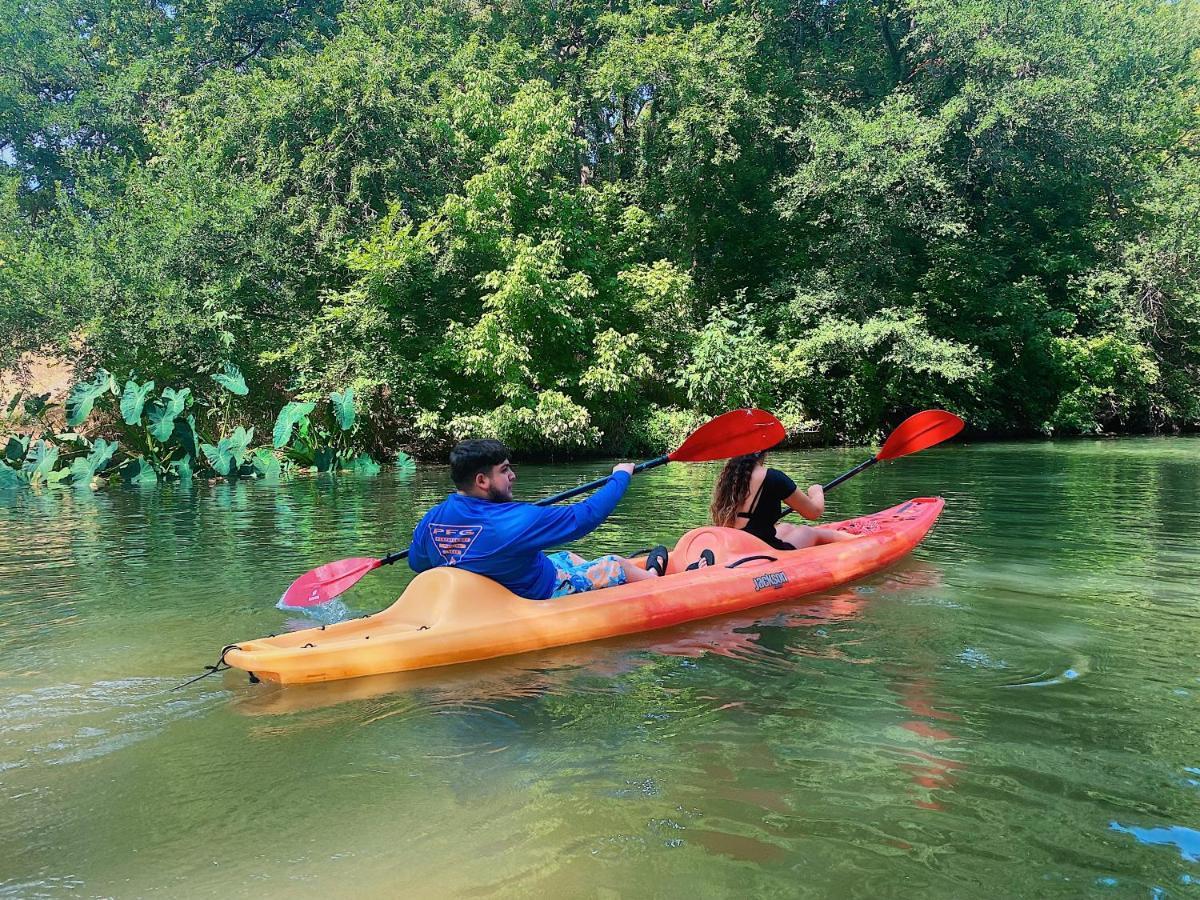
516,466,632,550
407,517,433,572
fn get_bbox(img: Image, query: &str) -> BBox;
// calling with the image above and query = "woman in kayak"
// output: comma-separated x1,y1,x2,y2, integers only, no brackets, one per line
710,451,857,550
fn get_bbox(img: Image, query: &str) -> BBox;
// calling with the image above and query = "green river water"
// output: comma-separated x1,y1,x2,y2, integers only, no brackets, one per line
1,439,1198,898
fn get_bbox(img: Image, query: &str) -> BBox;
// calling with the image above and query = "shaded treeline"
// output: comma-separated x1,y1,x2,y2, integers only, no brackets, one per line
2,0,1198,456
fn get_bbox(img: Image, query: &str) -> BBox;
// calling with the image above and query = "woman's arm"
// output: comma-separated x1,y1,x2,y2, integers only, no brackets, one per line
783,483,825,520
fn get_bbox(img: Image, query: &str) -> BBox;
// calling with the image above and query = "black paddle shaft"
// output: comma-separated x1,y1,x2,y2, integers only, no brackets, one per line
377,455,672,568
822,455,877,493
532,455,669,506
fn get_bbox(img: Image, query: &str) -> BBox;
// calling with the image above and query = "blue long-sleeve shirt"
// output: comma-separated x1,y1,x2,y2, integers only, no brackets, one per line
408,471,631,599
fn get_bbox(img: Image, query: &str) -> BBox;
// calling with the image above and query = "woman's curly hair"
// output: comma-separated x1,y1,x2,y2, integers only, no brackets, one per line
710,451,766,527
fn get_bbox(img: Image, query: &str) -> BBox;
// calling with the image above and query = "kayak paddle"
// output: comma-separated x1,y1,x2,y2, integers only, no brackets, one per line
778,409,964,520
279,408,786,607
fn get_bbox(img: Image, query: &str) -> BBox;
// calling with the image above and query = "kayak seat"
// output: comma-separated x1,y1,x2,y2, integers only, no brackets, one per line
665,526,778,575
371,567,527,629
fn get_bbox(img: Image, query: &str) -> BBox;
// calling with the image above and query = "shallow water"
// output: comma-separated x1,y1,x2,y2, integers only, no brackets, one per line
1,438,1198,897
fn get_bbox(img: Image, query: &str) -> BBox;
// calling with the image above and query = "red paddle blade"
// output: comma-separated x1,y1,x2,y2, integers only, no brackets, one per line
877,410,964,461
279,557,383,607
668,408,786,462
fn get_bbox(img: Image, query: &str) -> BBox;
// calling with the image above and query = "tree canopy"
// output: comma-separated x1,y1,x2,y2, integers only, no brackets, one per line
3,0,1198,454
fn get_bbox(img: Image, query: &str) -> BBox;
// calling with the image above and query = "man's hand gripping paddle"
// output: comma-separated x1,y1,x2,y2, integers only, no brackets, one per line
279,408,786,608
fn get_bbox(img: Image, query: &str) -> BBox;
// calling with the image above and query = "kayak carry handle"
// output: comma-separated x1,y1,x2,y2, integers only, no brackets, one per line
725,555,779,568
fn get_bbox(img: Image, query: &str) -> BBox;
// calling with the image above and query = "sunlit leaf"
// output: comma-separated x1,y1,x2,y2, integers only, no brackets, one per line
211,363,249,396
172,456,193,482
23,440,59,482
344,453,381,475
148,387,191,442
252,448,281,481
120,380,155,425
273,401,315,448
66,370,113,426
202,426,254,477
122,458,158,485
69,438,117,482
331,387,355,431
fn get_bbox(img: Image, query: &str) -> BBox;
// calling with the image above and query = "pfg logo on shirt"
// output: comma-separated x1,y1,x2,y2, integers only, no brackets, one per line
430,524,482,566
752,571,788,592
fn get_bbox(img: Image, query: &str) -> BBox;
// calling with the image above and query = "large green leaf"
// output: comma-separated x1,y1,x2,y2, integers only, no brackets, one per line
251,448,281,481
200,442,222,474
202,426,255,476
122,458,158,485
120,380,156,425
211,363,249,396
344,453,381,476
23,440,60,482
6,391,22,414
4,436,28,463
172,415,199,460
394,450,416,473
171,456,193,482
331,388,355,431
148,387,191,442
69,438,118,482
229,425,254,463
66,370,113,426
0,463,24,487
272,401,315,448
313,447,335,472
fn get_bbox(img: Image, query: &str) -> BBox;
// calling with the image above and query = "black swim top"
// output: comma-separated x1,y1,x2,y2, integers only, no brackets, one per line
736,468,798,550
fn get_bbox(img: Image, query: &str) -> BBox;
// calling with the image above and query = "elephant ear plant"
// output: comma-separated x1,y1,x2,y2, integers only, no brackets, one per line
273,387,382,475
2,367,393,489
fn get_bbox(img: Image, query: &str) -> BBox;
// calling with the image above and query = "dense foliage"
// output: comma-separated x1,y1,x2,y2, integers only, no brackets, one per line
1,367,405,487
2,0,1198,455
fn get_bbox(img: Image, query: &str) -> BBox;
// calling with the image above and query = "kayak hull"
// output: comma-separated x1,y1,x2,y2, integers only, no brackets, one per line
225,497,943,684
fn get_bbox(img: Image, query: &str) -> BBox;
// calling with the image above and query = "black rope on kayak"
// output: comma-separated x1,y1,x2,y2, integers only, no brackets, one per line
725,555,778,569
169,644,241,692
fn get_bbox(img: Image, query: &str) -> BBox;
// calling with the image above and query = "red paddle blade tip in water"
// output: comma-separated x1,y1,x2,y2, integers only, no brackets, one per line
669,408,786,462
877,410,965,461
280,557,383,608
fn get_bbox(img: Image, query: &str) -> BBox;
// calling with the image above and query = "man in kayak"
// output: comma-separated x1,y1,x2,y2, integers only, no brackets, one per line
408,439,669,600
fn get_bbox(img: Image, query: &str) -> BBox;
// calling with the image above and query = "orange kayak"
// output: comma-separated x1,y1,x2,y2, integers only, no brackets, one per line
224,497,943,685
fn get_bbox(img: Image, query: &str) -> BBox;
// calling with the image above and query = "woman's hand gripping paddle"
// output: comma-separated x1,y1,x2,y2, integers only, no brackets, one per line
279,408,786,608
778,410,965,524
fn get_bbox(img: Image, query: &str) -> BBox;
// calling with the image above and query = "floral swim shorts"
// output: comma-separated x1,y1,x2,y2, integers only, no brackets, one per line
547,551,627,599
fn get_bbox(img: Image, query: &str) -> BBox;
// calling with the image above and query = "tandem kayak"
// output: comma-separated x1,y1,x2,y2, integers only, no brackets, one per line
224,497,944,685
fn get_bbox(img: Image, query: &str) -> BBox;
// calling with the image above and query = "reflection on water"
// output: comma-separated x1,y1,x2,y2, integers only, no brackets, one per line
2,438,1200,897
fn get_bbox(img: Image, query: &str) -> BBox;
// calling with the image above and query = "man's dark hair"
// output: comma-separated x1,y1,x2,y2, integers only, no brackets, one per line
450,439,511,490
